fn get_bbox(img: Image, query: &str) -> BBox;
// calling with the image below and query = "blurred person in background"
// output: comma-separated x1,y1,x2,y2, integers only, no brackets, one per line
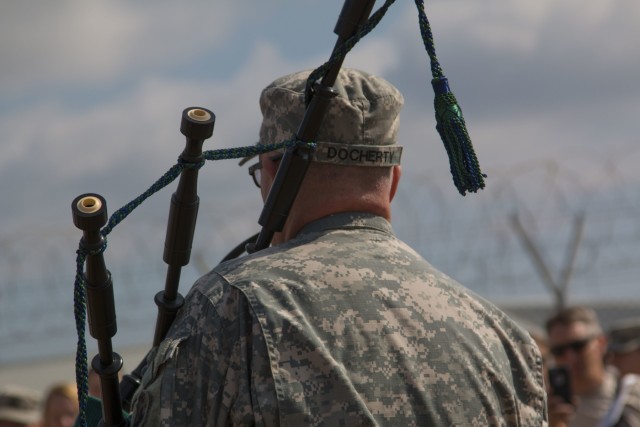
87,351,127,400
87,363,123,400
608,317,640,378
87,368,100,400
0,385,40,427
597,317,640,427
40,383,78,427
546,306,640,427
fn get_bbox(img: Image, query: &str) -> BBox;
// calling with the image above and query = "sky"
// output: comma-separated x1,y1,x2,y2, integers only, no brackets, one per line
1,0,640,363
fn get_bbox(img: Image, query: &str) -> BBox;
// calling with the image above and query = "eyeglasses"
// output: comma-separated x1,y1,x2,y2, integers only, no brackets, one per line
248,154,283,188
248,162,262,188
550,336,597,357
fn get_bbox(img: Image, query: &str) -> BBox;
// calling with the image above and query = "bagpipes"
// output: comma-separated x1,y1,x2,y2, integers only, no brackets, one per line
70,0,485,425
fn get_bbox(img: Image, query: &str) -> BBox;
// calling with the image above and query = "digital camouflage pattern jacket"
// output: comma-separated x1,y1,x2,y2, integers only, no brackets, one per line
130,212,547,426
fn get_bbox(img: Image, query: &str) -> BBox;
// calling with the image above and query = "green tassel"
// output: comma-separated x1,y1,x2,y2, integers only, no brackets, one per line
432,77,485,195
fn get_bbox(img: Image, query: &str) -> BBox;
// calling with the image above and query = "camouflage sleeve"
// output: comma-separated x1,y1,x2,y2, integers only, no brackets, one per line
129,272,279,426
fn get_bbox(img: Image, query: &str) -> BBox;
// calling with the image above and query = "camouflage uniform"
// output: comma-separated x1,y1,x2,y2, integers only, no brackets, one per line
129,68,546,425
130,212,546,426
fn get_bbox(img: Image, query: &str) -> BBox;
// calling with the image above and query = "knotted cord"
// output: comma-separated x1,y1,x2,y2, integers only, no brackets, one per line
415,0,485,194
306,0,485,195
73,140,311,425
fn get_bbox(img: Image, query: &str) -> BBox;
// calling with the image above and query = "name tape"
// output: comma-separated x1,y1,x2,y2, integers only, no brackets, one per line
313,142,402,166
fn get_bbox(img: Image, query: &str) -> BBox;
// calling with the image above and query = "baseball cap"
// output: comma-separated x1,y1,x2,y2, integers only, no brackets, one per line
608,317,640,354
0,385,41,425
240,68,403,167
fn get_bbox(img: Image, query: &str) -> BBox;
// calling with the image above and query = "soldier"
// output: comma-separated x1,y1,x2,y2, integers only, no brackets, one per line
129,68,546,426
546,307,640,427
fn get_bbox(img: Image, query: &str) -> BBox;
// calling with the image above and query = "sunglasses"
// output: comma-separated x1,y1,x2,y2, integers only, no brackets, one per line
550,336,596,357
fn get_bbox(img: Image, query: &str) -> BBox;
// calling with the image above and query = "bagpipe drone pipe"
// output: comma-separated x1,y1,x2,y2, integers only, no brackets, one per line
70,0,484,425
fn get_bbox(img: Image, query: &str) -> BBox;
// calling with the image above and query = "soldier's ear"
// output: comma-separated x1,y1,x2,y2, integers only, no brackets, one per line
389,165,401,202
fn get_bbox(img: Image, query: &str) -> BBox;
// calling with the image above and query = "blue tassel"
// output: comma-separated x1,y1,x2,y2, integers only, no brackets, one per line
432,77,486,195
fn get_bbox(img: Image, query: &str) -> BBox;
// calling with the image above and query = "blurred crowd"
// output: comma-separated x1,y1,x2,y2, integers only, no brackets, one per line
0,381,78,427
0,366,105,427
534,307,640,427
1,309,639,427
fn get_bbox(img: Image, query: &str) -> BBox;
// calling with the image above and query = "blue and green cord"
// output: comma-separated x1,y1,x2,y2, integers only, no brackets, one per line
306,0,485,195
414,0,485,195
73,140,311,426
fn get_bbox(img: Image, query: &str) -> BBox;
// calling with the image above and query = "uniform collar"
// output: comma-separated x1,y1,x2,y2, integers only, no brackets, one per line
297,212,394,237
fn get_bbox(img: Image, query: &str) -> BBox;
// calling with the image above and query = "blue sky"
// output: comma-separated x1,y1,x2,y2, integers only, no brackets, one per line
1,1,640,363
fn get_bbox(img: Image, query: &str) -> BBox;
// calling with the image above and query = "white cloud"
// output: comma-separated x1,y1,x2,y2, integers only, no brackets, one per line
406,0,640,63
342,36,400,76
0,1,259,96
1,3,138,91
0,38,322,215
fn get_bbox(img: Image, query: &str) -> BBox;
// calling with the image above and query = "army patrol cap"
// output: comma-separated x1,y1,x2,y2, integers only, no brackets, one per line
247,68,404,167
608,317,640,354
